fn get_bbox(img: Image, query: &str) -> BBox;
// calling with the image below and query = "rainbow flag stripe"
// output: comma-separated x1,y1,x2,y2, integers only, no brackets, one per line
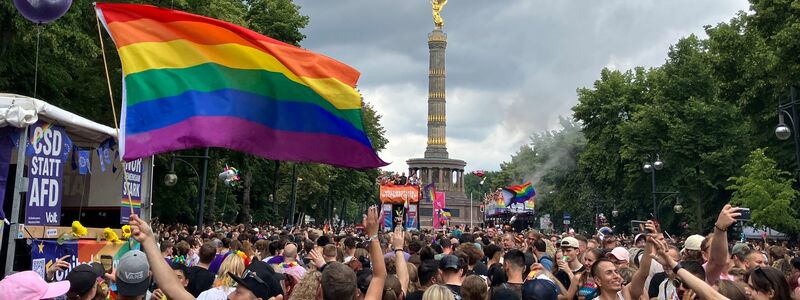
95,3,387,168
504,182,535,203
120,198,142,208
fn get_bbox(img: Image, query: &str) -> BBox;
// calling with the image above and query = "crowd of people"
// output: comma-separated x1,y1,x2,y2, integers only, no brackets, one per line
3,204,800,300
377,172,420,186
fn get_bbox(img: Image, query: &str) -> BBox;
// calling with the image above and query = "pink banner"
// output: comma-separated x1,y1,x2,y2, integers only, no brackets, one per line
433,191,446,229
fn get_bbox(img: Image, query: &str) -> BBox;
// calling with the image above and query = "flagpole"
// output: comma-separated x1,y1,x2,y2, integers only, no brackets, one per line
96,9,135,216
470,192,473,229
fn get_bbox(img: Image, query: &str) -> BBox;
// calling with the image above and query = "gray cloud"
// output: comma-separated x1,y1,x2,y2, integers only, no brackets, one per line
295,0,749,172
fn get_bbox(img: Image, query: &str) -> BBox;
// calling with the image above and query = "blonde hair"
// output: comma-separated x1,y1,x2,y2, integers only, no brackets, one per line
288,269,322,300
423,285,455,300
216,253,245,288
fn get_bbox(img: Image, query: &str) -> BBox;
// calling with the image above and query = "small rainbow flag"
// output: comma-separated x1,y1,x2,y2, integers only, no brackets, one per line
424,183,436,202
94,3,387,169
120,198,142,209
503,182,535,204
442,208,452,220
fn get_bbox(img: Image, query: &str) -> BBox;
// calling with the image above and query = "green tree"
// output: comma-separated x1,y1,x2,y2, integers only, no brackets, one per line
572,67,649,227
244,0,309,46
619,36,749,232
728,148,800,233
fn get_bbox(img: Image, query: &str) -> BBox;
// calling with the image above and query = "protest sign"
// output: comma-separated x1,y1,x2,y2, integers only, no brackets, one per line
26,122,71,225
31,239,135,281
120,158,143,224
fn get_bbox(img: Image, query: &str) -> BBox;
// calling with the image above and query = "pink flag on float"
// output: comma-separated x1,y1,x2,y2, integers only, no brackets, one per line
433,191,446,229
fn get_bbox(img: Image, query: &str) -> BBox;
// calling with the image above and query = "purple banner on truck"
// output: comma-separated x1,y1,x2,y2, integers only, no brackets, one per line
120,158,143,224
26,122,71,225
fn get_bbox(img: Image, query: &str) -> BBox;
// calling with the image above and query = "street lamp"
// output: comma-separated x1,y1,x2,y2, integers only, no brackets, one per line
611,207,619,217
163,149,210,227
673,197,684,214
776,119,791,140
164,172,178,186
643,154,666,219
776,86,800,175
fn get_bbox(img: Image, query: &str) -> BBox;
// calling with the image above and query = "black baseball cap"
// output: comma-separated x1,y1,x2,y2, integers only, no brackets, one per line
438,254,461,271
229,260,283,299
67,263,105,295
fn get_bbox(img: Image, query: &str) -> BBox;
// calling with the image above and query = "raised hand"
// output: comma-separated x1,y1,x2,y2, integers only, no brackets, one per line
365,206,379,237
557,258,573,278
46,255,70,280
129,214,154,242
715,204,741,231
391,226,404,250
309,248,326,268
649,237,674,269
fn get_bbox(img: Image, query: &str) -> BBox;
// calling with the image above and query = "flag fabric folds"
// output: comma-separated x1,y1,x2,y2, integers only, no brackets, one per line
503,182,535,204
442,208,452,220
423,183,436,202
94,3,387,169
433,191,446,229
78,150,91,175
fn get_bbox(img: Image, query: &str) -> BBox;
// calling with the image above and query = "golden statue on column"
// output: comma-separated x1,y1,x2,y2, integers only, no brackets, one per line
431,0,447,28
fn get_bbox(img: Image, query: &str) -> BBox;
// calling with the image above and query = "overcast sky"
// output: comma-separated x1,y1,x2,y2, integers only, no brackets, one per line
294,0,750,173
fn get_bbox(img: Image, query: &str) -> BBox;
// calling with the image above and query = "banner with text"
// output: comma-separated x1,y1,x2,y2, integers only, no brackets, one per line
382,204,393,231
26,122,71,225
31,239,135,281
405,204,418,229
120,158,143,224
379,185,420,204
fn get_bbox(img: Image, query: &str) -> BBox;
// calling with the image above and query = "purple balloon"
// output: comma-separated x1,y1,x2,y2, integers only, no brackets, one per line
13,0,73,24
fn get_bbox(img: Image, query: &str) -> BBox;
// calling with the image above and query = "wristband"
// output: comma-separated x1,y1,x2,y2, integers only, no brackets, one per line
714,224,728,232
367,234,378,242
672,262,683,274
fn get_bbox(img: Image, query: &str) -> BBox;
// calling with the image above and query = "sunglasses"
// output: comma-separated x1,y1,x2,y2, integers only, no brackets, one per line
673,279,685,289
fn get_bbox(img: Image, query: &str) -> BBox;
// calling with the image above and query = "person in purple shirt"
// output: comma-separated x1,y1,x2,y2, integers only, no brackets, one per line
208,238,232,273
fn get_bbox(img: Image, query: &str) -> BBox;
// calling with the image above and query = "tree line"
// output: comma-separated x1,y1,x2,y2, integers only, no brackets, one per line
466,1,800,236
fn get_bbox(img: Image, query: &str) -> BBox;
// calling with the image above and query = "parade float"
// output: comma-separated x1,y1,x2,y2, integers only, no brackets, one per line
483,182,537,231
0,94,154,276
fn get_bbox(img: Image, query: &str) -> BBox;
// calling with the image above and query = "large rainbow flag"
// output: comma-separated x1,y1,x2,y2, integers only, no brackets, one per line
503,182,535,204
94,3,387,169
